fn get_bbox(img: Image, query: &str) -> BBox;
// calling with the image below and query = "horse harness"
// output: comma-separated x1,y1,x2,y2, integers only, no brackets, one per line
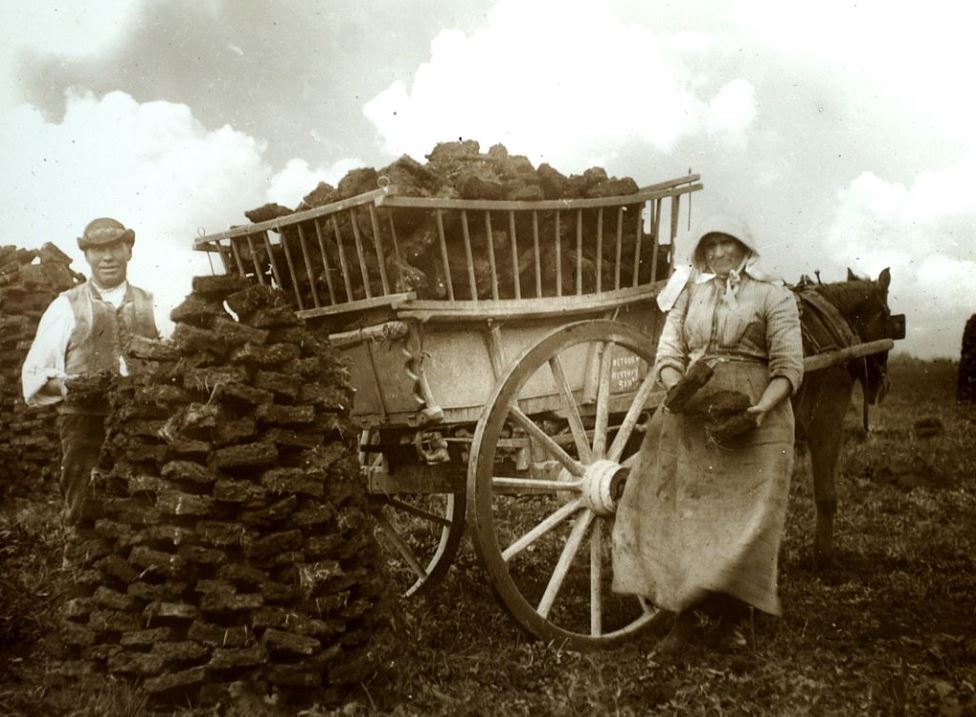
794,287,872,429
795,289,857,355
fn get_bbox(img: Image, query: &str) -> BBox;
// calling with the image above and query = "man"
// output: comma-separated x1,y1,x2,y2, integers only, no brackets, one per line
22,217,162,528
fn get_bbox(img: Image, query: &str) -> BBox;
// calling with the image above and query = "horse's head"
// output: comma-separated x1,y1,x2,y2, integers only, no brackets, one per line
832,267,905,403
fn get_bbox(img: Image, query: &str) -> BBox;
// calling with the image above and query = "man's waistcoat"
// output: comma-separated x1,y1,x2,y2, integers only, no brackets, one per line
63,281,159,383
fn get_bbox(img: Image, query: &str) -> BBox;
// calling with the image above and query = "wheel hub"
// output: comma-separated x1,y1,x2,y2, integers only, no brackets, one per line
580,459,627,516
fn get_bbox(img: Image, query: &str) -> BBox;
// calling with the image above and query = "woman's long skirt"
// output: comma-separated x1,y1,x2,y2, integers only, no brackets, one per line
611,361,794,615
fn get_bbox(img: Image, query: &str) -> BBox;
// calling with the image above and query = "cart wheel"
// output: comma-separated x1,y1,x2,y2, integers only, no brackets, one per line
363,431,466,597
468,320,667,649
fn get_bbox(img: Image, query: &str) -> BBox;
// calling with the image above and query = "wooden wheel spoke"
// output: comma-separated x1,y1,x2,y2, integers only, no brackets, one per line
492,476,584,494
470,320,666,647
510,406,585,477
377,496,452,527
591,342,615,458
607,371,657,463
590,519,603,636
374,509,427,580
502,498,583,562
621,452,637,470
548,355,593,463
537,509,594,618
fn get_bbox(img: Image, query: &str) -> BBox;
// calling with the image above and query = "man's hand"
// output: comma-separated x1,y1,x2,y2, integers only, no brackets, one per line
38,375,66,399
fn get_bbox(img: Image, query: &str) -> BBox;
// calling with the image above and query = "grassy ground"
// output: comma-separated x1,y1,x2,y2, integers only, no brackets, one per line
1,356,974,716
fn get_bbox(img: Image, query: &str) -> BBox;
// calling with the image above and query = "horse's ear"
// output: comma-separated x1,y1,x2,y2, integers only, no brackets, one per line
878,267,891,291
847,268,858,281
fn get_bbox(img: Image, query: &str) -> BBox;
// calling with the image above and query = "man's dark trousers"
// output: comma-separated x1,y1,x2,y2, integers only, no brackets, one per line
57,413,106,526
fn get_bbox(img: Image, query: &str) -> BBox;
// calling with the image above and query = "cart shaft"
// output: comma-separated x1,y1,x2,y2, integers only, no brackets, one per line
804,338,894,373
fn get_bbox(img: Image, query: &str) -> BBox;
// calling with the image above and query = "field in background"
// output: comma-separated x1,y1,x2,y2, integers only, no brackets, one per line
1,356,974,716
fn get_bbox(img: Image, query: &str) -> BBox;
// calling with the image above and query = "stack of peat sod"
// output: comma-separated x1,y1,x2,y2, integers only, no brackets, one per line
958,314,976,402
240,140,670,306
0,243,83,497
59,275,394,708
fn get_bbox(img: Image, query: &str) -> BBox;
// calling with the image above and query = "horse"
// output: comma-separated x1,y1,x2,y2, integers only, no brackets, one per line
791,267,904,567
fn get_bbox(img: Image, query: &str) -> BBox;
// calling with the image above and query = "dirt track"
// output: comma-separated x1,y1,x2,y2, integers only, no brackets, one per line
1,357,974,716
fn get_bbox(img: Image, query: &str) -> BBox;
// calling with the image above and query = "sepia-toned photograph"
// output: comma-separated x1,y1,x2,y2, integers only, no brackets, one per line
0,2,973,715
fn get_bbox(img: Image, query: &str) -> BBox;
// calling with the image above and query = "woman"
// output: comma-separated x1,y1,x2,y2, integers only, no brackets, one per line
612,214,803,653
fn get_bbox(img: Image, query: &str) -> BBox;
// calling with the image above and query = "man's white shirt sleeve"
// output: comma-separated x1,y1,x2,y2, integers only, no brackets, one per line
21,295,74,407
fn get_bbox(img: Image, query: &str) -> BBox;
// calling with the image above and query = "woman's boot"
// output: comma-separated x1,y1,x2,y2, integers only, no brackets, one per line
702,593,751,652
654,609,702,657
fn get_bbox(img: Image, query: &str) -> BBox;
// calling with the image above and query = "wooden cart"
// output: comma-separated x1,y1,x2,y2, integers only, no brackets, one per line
194,171,894,649
194,175,697,649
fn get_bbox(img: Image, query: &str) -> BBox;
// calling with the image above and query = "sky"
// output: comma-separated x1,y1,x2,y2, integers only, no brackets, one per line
1,0,974,358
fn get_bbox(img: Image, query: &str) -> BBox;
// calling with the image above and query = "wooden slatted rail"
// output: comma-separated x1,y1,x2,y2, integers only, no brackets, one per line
193,174,702,320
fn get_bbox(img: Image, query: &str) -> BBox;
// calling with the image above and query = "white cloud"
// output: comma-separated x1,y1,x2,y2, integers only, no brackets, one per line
909,163,976,227
363,0,752,171
0,88,364,323
916,254,976,310
265,157,365,208
826,161,976,358
360,0,976,359
0,89,270,319
705,79,756,137
731,0,976,146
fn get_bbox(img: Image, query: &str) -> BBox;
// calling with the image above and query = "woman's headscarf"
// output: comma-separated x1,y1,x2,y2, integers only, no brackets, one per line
656,213,779,311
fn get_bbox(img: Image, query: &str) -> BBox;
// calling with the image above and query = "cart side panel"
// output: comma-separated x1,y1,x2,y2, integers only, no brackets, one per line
339,340,422,419
342,300,665,426
342,321,560,423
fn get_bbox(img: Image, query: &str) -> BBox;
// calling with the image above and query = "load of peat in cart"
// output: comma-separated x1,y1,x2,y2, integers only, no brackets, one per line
238,140,671,305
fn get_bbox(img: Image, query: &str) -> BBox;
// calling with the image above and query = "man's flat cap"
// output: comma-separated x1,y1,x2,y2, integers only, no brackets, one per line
78,217,135,250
